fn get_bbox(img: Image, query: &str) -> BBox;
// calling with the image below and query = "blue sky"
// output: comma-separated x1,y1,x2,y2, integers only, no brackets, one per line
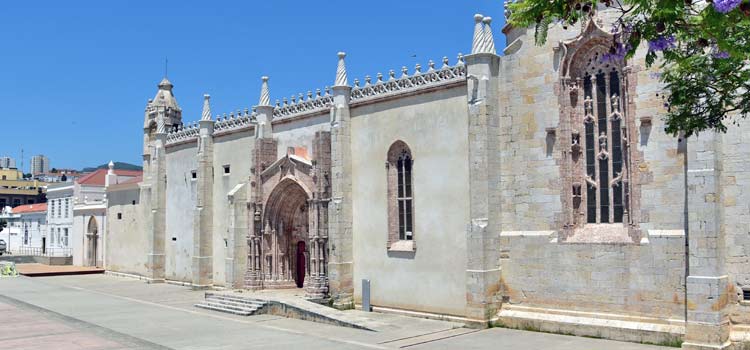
0,1,505,172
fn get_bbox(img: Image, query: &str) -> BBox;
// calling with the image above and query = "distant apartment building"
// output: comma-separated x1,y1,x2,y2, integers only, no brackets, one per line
0,168,46,208
45,182,73,254
0,156,16,169
31,155,50,175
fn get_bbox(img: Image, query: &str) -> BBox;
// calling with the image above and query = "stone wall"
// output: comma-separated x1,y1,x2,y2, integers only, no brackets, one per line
165,142,198,282
211,130,255,286
495,12,695,334
719,124,750,327
106,187,147,276
350,85,470,316
500,231,685,319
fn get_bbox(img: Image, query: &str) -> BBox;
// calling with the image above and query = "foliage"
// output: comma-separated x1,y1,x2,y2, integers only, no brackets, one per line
0,219,6,233
508,0,750,136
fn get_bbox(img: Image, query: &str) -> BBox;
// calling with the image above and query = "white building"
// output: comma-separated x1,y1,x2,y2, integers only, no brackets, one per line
0,203,47,254
31,155,50,175
72,162,141,267
45,182,73,256
0,157,16,169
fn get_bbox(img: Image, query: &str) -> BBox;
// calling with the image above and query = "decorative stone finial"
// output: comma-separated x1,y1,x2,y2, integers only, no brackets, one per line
334,52,349,87
108,161,115,170
259,76,271,106
471,14,485,54
201,94,212,121
482,17,496,54
156,115,166,134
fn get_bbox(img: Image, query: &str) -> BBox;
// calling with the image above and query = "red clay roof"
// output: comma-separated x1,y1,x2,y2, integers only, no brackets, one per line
12,203,48,214
77,169,143,186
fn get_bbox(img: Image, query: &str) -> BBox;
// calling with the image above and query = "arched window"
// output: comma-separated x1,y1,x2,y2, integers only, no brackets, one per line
386,141,415,251
558,21,640,241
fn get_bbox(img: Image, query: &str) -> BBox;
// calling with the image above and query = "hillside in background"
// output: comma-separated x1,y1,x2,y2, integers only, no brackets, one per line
81,162,142,173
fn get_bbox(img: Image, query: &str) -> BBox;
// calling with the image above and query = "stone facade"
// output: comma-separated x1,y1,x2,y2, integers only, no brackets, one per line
106,8,749,349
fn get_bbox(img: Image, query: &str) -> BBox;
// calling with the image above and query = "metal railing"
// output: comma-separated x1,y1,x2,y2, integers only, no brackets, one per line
15,246,72,257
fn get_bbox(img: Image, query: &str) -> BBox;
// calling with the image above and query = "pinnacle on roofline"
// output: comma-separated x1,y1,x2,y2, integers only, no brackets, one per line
334,52,348,87
201,94,212,121
471,14,497,55
259,76,271,107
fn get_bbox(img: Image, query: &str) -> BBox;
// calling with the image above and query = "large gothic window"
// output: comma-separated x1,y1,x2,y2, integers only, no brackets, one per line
387,141,415,251
581,57,628,224
559,25,640,241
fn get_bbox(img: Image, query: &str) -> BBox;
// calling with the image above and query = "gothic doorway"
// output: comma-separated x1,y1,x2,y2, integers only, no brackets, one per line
260,179,310,289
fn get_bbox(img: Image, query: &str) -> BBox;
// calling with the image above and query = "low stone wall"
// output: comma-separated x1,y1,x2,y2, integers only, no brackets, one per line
33,256,72,266
497,230,686,344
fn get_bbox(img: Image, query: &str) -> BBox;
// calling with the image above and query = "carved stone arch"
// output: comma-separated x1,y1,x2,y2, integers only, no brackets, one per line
557,18,641,243
387,140,413,163
87,216,98,235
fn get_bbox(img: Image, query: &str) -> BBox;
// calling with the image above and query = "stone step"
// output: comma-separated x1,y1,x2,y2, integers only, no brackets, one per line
204,297,265,309
205,294,267,306
202,301,259,313
194,303,254,316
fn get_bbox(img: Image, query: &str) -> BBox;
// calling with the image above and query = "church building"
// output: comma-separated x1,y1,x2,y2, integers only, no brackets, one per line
106,8,750,350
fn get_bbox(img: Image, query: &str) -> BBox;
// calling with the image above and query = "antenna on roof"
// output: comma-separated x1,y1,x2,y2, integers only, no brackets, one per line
164,57,169,79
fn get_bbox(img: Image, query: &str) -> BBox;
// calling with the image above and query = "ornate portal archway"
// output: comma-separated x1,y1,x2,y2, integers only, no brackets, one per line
260,179,310,289
245,148,331,299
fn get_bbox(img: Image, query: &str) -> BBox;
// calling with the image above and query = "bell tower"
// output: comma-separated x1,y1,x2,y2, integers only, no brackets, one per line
141,77,181,283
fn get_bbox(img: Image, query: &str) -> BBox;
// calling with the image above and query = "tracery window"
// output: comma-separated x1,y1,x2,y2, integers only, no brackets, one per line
560,29,639,239
580,56,629,224
386,141,415,250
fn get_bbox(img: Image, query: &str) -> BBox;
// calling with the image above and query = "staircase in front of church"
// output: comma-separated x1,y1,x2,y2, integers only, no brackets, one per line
194,293,268,316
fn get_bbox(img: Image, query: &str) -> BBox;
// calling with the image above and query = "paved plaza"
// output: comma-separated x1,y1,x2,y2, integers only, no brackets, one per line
0,275,671,349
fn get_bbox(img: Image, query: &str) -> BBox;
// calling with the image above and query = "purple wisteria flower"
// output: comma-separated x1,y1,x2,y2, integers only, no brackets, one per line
713,51,731,59
713,0,742,13
601,43,631,63
648,35,676,52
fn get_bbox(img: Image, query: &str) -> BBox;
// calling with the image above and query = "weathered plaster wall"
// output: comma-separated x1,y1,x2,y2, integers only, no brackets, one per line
165,142,198,282
211,130,254,286
106,188,147,276
272,113,330,157
350,85,470,316
72,208,105,267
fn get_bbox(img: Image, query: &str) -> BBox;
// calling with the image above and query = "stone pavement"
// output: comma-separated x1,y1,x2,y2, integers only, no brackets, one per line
0,274,671,349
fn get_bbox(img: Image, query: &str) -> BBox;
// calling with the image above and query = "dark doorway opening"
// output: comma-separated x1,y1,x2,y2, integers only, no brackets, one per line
295,241,306,288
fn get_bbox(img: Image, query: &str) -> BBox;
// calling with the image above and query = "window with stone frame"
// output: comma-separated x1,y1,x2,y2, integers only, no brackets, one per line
386,141,415,251
559,28,640,241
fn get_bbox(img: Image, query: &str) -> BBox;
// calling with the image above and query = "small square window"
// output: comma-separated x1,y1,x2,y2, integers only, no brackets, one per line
191,170,197,180
117,213,122,220
223,165,230,175
743,288,750,301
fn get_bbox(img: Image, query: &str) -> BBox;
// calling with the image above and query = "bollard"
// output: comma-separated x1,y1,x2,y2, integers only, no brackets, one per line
362,279,371,312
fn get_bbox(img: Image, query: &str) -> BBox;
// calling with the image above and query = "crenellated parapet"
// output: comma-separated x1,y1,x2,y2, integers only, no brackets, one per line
166,122,200,144
213,109,256,135
349,54,466,105
165,108,257,146
272,89,334,121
